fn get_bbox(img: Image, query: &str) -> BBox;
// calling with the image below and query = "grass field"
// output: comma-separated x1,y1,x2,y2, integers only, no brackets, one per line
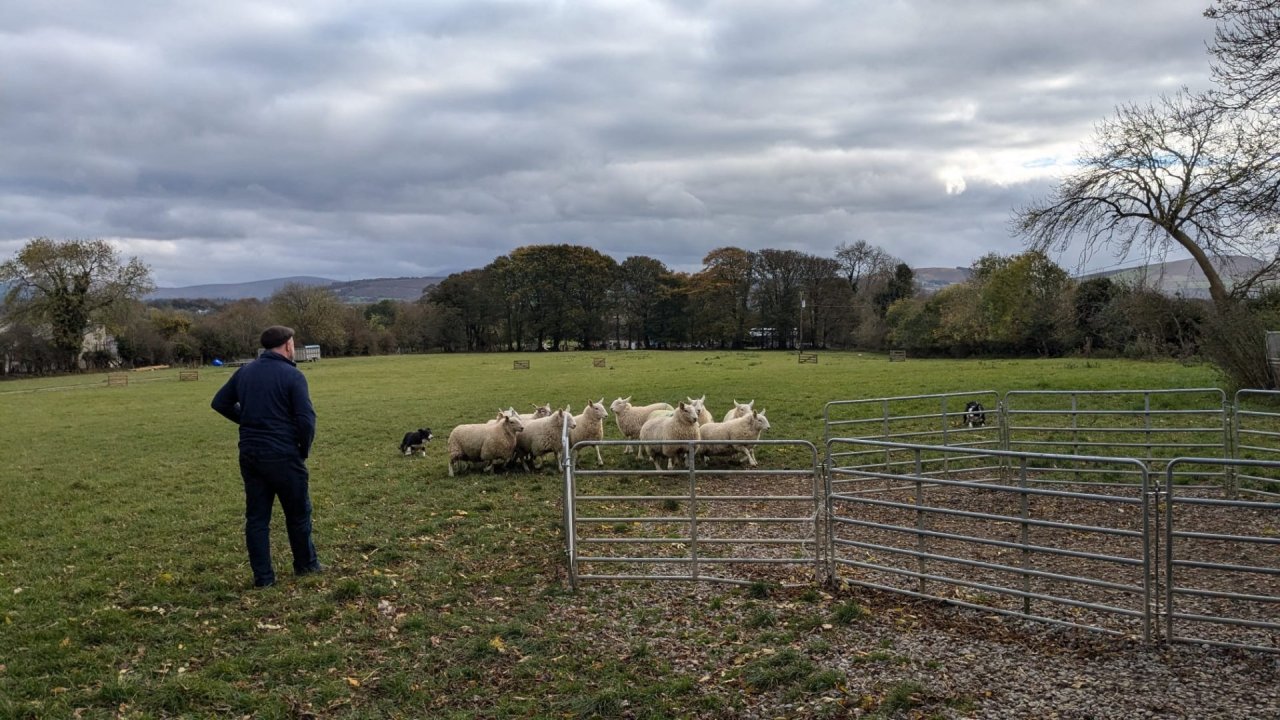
0,351,1222,719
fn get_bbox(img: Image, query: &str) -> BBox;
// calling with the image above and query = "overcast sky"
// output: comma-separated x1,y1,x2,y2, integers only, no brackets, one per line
0,1,1218,287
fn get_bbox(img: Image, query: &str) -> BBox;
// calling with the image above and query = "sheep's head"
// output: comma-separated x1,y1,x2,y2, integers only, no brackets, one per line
530,403,552,419
556,407,578,430
610,397,631,413
502,409,525,432
587,399,608,420
676,401,700,424
731,399,755,419
752,410,770,432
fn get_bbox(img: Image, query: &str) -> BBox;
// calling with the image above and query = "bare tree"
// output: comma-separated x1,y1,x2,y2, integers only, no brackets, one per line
1014,90,1280,311
1206,0,1280,111
834,239,895,294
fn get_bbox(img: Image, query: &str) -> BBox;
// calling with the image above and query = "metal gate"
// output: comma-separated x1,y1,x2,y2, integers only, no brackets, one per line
564,439,824,590
826,438,1157,642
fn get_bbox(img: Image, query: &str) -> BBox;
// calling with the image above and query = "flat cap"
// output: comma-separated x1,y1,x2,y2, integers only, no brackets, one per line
260,325,295,349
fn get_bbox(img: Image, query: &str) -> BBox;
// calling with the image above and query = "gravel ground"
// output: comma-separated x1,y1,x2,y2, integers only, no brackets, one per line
553,582,1280,719
564,469,1280,718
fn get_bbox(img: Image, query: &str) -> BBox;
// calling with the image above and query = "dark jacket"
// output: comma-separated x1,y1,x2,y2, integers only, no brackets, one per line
211,351,316,459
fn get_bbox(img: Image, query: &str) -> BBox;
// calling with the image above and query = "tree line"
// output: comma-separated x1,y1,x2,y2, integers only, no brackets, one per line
8,237,1278,384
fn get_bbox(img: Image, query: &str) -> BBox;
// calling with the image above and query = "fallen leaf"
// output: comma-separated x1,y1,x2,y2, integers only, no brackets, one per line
346,677,361,687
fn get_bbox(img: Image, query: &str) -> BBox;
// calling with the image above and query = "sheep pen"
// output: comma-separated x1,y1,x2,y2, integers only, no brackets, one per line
564,457,1280,717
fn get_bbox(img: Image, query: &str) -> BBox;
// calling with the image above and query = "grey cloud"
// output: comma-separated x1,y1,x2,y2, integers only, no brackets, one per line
0,1,1222,286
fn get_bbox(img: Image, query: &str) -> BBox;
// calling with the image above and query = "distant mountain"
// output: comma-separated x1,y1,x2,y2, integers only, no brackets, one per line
1082,255,1267,299
327,276,444,303
147,276,337,301
147,275,444,302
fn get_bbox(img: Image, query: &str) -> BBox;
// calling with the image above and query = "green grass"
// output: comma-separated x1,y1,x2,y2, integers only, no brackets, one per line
0,351,1218,718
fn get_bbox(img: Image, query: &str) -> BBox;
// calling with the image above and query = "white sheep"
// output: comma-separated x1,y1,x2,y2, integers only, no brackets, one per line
686,394,714,425
722,399,754,423
697,409,770,466
516,405,576,471
638,400,702,470
520,403,553,423
490,403,551,425
568,398,609,467
447,408,525,476
611,397,674,454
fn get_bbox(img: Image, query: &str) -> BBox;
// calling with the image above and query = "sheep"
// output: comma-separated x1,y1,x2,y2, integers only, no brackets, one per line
447,408,525,476
697,409,770,466
722,399,754,423
568,398,609,467
611,397,674,454
520,403,553,423
515,406,576,471
686,395,714,425
490,403,551,425
638,400,701,470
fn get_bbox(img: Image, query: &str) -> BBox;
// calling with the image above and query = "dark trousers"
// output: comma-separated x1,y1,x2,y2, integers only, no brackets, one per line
239,452,320,585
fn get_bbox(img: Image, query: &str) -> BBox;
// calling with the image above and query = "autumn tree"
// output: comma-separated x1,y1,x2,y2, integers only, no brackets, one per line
269,283,347,353
0,237,153,370
688,248,756,349
754,249,808,349
976,251,1074,355
616,256,671,349
427,270,501,351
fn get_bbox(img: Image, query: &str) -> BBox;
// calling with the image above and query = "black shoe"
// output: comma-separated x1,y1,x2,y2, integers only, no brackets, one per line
296,564,325,577
254,578,276,588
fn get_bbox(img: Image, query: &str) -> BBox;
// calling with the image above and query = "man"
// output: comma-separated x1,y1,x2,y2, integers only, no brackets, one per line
211,325,322,587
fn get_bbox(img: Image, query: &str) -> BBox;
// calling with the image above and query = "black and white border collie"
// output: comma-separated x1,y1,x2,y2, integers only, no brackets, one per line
963,402,987,428
399,428,434,456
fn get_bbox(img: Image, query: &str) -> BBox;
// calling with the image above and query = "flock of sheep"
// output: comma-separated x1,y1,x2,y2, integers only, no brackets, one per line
445,396,770,476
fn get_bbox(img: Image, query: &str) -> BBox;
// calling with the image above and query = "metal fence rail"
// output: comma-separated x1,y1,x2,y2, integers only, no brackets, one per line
1003,389,1229,483
823,392,1002,479
1233,390,1280,497
1163,458,1280,654
565,439,823,590
826,438,1154,642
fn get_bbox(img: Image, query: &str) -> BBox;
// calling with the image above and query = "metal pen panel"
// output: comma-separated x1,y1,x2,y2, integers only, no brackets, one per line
566,439,823,588
826,437,1153,643
1164,457,1280,653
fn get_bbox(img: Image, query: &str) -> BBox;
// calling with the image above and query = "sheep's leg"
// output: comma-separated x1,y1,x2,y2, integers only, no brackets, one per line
594,447,605,467
447,459,456,477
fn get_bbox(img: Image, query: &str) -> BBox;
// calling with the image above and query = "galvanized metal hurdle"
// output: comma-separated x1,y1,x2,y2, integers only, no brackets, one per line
1232,389,1280,498
825,438,1157,643
563,438,825,591
822,391,1003,481
1163,457,1280,654
1002,388,1232,485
